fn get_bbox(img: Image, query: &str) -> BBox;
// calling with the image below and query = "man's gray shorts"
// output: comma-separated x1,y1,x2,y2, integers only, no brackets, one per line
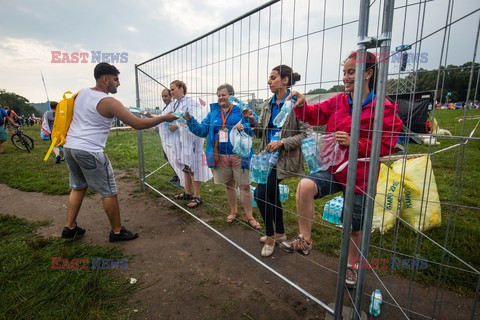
64,148,117,197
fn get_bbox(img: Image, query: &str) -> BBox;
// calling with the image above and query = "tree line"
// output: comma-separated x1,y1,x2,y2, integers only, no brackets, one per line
0,89,42,117
306,62,479,103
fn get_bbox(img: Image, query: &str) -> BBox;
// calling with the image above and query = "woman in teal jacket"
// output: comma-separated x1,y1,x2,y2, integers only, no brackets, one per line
185,84,261,229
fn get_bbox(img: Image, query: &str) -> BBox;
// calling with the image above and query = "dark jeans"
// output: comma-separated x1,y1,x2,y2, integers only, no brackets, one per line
254,167,284,237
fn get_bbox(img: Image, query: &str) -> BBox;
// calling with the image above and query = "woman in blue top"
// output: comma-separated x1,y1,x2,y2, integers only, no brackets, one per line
244,65,310,257
185,84,261,229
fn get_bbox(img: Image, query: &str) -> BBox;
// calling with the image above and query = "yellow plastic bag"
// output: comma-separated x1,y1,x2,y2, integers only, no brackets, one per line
372,164,402,233
392,156,442,232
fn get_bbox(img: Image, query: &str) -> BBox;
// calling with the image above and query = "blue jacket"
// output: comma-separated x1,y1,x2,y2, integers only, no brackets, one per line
186,103,257,169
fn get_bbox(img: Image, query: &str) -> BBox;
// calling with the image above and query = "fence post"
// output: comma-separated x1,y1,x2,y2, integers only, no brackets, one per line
135,64,146,191
353,0,396,318
333,1,371,319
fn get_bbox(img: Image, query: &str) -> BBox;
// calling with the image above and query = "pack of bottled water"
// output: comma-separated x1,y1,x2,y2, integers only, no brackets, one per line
228,96,249,111
322,196,344,226
279,184,289,202
301,136,321,173
273,96,297,128
249,151,270,184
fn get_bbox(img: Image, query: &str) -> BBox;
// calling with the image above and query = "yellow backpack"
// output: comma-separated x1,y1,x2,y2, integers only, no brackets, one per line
43,91,79,161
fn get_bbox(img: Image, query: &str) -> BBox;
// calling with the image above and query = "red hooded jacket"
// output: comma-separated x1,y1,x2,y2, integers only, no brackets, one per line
294,93,403,194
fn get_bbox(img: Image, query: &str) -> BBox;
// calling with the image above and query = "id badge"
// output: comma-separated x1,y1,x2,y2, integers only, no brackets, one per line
219,129,228,143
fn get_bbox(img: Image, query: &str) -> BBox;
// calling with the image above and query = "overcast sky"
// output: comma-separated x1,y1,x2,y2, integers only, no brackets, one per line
0,0,269,107
1,0,478,108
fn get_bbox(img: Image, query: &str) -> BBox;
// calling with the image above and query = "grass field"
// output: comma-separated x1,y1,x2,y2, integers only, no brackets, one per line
0,214,131,319
0,108,479,295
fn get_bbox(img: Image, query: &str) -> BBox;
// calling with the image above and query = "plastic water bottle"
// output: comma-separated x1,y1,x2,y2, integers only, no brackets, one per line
259,154,269,184
228,96,248,111
369,289,382,317
268,132,281,168
332,201,342,225
323,201,332,223
250,185,257,207
302,137,321,173
163,122,171,134
273,96,297,127
173,111,184,118
279,184,289,202
239,135,251,157
336,196,344,225
249,155,258,183
237,186,258,208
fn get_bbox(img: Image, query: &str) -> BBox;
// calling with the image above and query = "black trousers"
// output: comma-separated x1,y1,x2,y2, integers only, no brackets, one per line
254,167,284,237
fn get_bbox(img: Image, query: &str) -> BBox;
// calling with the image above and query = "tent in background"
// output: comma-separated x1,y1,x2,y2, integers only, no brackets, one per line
388,91,433,134
387,91,434,145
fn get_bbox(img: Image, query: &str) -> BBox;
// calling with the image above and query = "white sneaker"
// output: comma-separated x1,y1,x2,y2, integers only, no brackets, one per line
261,243,275,257
259,235,287,243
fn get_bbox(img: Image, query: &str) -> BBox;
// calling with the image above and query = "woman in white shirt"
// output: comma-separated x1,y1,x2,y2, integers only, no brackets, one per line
169,80,212,208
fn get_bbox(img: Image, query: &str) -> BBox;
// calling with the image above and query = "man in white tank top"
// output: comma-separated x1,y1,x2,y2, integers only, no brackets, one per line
62,62,177,242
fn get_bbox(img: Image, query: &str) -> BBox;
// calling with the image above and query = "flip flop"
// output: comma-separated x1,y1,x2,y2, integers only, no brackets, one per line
226,213,237,223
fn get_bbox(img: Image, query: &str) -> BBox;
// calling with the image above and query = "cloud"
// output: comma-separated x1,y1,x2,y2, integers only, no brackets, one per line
126,26,138,32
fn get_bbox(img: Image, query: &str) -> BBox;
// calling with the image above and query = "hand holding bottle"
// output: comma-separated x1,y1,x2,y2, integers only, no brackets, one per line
242,108,256,125
161,112,178,123
288,90,306,108
183,113,192,121
265,140,283,152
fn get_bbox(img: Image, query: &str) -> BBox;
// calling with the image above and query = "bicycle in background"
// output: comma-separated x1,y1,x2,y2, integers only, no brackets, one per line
7,124,34,152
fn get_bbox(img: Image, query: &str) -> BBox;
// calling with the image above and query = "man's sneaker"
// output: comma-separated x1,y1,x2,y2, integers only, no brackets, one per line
279,234,313,255
109,226,139,242
346,264,358,289
61,224,86,239
55,155,61,164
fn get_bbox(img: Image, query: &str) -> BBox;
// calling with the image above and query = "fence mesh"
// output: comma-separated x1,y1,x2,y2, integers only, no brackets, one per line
135,0,480,318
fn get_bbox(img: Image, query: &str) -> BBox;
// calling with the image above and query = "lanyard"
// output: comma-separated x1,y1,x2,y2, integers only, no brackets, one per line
172,96,184,112
162,102,170,112
221,106,233,129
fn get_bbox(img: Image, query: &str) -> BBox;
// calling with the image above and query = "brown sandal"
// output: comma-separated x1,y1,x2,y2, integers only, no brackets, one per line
226,213,237,223
247,218,261,230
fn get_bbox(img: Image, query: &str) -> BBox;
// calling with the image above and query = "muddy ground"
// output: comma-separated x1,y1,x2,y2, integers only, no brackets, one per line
1,171,476,320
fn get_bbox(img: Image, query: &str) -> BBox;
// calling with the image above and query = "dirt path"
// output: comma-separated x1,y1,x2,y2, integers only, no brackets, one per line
1,172,476,319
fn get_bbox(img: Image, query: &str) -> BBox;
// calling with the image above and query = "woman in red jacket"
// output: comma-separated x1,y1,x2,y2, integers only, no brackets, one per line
280,51,402,288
